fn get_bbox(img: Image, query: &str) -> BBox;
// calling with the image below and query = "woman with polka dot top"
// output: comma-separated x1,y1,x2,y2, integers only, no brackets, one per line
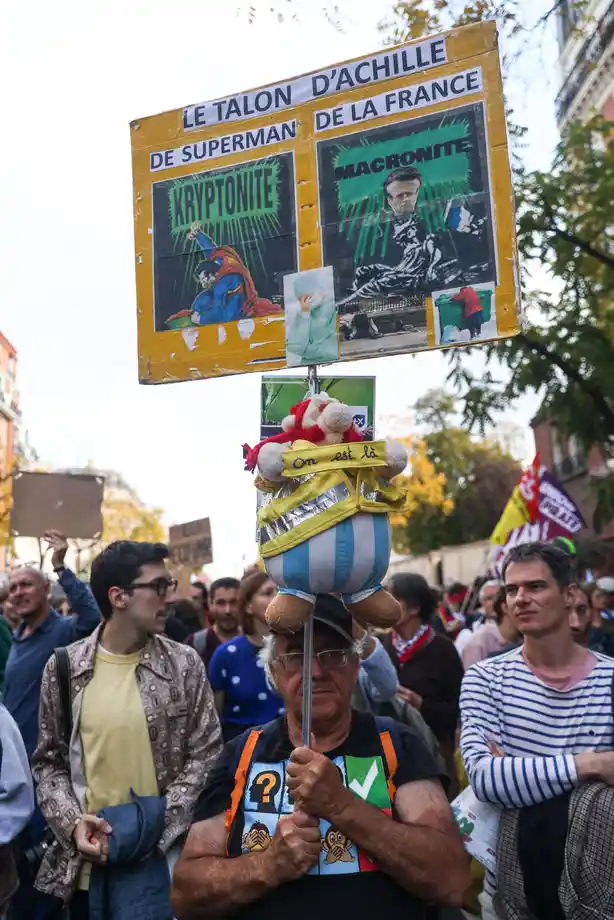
208,572,284,741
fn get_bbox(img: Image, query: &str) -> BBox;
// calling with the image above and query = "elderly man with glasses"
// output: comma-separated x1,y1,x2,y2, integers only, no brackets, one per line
172,594,469,920
31,541,222,920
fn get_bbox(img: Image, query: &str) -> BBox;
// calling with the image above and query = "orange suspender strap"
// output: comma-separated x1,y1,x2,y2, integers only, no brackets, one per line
379,730,398,801
225,729,262,848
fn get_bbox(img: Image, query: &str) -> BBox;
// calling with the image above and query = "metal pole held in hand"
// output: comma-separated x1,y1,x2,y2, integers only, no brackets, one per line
301,612,314,747
302,365,319,747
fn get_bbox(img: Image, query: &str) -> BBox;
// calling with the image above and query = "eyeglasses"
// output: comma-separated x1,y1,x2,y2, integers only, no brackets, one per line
126,578,178,599
275,649,350,673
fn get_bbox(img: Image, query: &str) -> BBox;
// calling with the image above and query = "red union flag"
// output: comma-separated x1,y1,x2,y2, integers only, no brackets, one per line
491,454,541,547
517,455,540,522
490,456,584,566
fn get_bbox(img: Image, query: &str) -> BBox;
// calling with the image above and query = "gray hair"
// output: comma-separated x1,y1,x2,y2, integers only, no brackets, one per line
259,634,280,691
479,579,501,603
259,632,363,691
10,566,48,587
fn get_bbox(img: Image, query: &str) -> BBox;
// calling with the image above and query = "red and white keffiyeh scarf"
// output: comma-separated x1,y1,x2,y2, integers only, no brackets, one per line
392,624,435,664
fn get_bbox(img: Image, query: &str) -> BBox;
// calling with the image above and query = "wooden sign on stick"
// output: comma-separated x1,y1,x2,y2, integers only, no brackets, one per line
168,517,213,569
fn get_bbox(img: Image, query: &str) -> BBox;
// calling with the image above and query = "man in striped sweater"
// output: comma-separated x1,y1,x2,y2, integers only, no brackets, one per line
460,542,614,917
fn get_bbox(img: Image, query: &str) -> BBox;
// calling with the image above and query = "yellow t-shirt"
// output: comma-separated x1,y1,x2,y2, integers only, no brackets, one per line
78,647,159,887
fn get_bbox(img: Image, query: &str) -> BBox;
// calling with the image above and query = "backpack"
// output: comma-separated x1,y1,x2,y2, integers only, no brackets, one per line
387,695,444,766
352,680,442,766
54,647,72,746
192,628,209,658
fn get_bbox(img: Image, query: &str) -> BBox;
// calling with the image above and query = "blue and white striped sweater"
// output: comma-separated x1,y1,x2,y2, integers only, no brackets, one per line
460,646,614,809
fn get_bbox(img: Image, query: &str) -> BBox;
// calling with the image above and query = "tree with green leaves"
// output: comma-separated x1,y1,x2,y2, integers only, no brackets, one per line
380,0,575,66
447,117,614,441
392,389,522,554
248,0,614,521
446,114,614,526
236,0,343,28
382,1,614,521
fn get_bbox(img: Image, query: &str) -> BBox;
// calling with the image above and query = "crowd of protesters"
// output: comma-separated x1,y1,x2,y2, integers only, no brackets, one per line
1,530,614,919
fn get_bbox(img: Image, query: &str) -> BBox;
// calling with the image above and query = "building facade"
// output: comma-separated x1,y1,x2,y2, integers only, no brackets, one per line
532,415,614,539
556,0,614,128
0,333,20,569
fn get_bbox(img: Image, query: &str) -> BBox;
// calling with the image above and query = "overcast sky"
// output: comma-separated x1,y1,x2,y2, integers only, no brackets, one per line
1,0,561,577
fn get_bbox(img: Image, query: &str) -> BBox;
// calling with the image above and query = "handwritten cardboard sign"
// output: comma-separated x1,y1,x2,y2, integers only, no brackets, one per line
168,517,213,569
10,471,104,539
281,440,389,477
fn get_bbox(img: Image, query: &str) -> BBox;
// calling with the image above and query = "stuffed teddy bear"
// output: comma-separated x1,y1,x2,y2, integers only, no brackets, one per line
243,393,363,475
244,394,409,633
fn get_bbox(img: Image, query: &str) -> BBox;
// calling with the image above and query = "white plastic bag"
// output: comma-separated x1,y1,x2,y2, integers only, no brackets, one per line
450,786,501,874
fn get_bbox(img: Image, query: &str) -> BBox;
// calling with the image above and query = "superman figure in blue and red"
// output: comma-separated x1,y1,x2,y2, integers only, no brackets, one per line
185,222,281,326
171,595,470,920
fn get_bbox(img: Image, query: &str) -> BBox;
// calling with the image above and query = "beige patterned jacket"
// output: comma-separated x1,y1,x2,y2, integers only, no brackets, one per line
32,625,222,902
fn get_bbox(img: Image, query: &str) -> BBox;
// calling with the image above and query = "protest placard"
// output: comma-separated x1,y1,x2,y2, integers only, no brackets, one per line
260,375,376,440
10,471,104,539
168,517,213,569
131,20,518,383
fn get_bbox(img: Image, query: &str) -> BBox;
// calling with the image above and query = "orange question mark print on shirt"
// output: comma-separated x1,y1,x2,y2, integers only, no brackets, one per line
250,770,281,812
255,772,277,804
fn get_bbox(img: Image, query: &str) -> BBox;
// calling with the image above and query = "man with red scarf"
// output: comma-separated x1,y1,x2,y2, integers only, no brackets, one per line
385,573,464,798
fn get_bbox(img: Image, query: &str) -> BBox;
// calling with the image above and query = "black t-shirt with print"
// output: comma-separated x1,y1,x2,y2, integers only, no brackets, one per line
193,710,446,920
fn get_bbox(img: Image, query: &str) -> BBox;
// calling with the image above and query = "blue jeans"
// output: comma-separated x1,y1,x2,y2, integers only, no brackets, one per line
8,884,62,920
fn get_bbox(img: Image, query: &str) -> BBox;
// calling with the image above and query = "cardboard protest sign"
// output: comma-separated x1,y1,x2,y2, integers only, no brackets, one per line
260,375,376,440
131,20,518,383
10,471,104,538
168,517,213,569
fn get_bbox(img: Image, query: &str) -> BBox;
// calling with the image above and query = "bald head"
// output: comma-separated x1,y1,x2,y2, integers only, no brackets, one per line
9,566,49,624
11,566,47,584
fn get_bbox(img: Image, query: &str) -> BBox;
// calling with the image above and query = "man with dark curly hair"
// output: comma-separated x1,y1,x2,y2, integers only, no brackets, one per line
32,541,222,920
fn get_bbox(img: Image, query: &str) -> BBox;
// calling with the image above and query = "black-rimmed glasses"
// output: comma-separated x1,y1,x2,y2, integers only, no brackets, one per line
126,577,178,599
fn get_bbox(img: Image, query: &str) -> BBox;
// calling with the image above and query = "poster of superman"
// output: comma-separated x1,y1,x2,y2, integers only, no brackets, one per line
151,152,298,332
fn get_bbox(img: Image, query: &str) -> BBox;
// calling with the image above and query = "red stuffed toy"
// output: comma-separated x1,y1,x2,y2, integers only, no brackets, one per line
243,394,363,473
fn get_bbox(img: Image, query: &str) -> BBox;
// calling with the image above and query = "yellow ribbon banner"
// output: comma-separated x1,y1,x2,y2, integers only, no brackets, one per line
282,440,389,477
